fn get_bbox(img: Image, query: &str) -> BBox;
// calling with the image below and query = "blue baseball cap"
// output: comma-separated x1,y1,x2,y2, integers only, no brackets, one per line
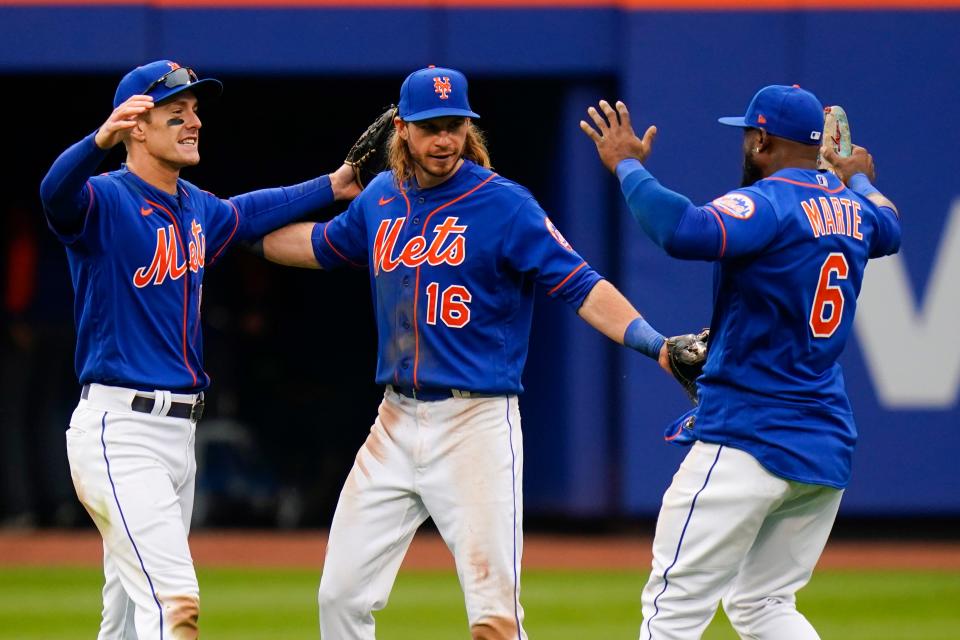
718,84,824,146
113,60,223,109
398,66,480,122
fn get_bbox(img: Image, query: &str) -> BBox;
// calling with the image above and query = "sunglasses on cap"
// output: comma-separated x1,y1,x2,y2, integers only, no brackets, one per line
143,67,199,96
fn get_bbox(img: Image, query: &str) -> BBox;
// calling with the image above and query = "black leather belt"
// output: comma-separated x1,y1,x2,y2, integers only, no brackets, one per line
131,394,205,422
388,385,500,402
81,385,205,422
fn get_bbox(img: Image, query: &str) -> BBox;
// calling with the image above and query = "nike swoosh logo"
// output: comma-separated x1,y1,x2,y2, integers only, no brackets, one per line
140,207,153,216
378,195,396,206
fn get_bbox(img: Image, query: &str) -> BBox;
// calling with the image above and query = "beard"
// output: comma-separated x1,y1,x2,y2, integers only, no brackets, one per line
409,145,464,185
740,151,763,187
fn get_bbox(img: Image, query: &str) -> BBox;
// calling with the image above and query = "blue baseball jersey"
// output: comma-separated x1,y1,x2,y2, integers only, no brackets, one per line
621,164,901,488
311,160,602,394
40,132,335,392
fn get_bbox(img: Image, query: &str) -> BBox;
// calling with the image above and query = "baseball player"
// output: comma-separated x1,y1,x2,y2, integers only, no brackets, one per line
581,86,901,639
38,60,365,639
261,66,702,639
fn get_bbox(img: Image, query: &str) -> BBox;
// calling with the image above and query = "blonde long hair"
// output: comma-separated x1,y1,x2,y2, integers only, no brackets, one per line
388,121,492,188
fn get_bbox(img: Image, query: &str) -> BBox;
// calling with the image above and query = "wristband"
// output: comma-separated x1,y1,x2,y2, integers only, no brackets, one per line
849,173,879,197
624,316,665,361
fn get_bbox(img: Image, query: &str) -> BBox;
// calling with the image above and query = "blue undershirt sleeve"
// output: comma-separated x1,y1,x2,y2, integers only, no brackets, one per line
230,175,335,242
848,173,879,198
39,132,109,235
616,159,726,260
848,173,901,258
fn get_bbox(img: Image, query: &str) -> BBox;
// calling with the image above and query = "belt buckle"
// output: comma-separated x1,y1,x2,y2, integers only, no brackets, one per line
189,396,205,422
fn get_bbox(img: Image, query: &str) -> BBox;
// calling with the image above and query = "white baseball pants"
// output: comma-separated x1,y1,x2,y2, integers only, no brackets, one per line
640,442,843,640
66,383,200,640
319,388,526,640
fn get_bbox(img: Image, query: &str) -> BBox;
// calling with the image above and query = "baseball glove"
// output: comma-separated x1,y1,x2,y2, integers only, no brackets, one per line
818,105,852,173
345,104,398,189
666,329,709,405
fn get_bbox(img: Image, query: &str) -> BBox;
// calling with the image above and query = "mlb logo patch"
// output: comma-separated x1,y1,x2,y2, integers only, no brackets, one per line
810,131,822,140
712,193,756,220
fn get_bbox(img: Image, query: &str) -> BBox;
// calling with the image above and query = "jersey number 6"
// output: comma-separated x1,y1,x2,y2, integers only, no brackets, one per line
425,282,472,328
808,252,849,339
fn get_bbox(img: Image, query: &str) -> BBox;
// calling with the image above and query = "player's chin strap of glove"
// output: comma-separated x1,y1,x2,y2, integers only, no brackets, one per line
344,104,398,190
624,317,709,405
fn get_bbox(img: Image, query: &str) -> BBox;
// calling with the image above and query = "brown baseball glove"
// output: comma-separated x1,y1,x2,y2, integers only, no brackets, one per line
345,104,397,189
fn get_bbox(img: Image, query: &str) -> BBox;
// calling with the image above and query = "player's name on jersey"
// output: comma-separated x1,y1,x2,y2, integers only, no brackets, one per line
801,196,864,241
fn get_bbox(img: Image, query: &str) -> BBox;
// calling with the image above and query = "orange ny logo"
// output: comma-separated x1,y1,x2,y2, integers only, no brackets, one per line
167,61,181,71
433,76,451,99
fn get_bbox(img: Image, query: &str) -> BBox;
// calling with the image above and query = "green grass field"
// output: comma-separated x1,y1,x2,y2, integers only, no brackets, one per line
1,567,958,639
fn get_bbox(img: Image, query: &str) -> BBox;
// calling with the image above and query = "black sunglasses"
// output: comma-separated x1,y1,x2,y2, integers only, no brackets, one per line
143,67,199,95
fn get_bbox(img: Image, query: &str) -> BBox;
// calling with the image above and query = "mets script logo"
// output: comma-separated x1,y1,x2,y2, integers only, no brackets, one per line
545,217,574,252
433,77,452,100
133,220,206,287
373,216,466,275
712,193,756,220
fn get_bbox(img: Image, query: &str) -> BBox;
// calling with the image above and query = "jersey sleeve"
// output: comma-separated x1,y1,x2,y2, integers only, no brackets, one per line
695,189,779,259
310,196,369,269
200,193,243,267
502,198,602,308
198,175,337,266
39,132,111,247
616,159,776,261
868,204,902,258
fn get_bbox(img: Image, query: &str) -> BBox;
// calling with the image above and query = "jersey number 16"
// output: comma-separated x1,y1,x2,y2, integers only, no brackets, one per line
425,282,472,328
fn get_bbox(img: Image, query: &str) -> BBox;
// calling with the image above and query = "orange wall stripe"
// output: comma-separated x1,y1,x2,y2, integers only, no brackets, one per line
5,0,959,9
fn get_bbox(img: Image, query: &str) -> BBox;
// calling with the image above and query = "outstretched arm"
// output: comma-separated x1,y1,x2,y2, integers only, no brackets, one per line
579,280,710,404
230,164,358,243
262,222,321,269
582,99,775,261
577,280,671,374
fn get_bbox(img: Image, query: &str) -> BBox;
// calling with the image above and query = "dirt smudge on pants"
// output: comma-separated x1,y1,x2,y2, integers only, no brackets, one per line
470,616,518,640
164,595,199,640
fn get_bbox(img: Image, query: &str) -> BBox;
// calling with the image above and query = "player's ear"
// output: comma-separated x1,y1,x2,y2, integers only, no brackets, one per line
756,129,769,153
129,118,148,143
395,118,409,141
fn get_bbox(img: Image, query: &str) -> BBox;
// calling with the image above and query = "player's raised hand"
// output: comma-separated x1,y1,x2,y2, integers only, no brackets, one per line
94,95,154,150
822,145,876,184
580,100,657,173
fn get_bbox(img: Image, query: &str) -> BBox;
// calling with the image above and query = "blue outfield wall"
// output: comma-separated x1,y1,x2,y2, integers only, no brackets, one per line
2,5,958,516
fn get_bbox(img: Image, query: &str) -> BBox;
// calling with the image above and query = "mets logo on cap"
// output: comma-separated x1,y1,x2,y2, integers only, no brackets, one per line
712,193,756,219
433,77,452,99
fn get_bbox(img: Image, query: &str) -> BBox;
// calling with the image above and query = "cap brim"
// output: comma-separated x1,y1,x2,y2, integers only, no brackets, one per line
153,78,223,105
718,116,750,128
402,107,480,122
